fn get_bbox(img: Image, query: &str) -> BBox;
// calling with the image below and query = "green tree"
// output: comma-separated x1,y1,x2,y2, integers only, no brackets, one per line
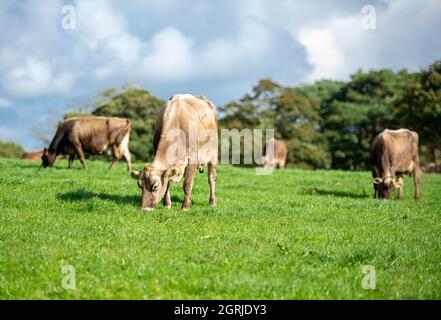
322,69,414,169
274,87,330,168
220,79,330,169
0,140,25,159
396,60,441,163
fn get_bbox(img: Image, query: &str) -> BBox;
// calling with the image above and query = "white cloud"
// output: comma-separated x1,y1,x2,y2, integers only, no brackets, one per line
298,29,345,81
3,57,75,97
138,18,274,82
0,96,11,108
200,18,272,76
94,66,115,80
76,0,127,48
140,28,194,81
0,0,440,102
296,0,441,82
106,33,142,65
76,0,142,67
1,0,440,150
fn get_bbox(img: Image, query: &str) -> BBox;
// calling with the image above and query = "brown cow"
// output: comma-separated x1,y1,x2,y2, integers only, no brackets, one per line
130,94,218,211
42,116,132,170
371,128,421,200
21,150,44,161
261,138,287,169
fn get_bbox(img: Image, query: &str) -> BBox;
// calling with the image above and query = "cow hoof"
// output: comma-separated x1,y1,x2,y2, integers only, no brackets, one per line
164,204,172,209
182,206,190,211
209,198,218,206
142,207,155,211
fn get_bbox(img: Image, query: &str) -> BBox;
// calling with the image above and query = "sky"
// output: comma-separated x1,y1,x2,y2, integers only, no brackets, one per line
0,0,440,150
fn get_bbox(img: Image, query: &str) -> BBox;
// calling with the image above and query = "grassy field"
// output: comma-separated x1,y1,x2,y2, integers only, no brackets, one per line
0,158,440,299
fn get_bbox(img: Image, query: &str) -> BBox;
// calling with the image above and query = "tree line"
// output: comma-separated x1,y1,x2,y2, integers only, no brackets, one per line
3,60,439,170
220,60,440,170
83,60,439,170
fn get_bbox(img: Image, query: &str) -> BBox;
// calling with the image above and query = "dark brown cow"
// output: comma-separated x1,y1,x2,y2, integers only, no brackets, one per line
370,129,421,200
42,116,132,170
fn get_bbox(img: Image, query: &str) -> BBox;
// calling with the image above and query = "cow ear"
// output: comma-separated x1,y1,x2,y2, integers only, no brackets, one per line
373,177,382,185
166,158,189,182
130,170,140,180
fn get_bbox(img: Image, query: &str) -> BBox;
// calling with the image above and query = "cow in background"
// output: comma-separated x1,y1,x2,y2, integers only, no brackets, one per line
371,129,421,200
262,138,288,169
42,116,132,170
423,163,441,174
21,150,44,161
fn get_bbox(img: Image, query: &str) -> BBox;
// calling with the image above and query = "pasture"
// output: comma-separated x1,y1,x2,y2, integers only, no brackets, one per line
0,158,440,299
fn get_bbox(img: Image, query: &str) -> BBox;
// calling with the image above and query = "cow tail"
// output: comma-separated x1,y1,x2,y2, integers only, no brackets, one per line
115,119,131,146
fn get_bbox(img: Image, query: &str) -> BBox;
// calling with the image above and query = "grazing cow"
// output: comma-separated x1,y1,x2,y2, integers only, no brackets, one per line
42,116,132,170
21,150,44,161
130,94,218,211
261,139,288,169
423,163,441,174
370,128,421,200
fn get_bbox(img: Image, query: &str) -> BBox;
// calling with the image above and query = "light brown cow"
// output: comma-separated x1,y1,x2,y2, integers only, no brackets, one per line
371,128,421,200
42,116,132,170
261,138,288,169
21,150,44,161
130,94,218,211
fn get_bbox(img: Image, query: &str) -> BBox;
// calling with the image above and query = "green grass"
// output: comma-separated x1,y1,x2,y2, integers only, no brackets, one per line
0,158,440,299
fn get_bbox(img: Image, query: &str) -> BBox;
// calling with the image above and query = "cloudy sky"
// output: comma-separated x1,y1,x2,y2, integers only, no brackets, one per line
0,0,440,150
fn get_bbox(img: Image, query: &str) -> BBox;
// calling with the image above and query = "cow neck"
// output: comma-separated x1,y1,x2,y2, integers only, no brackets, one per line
152,101,178,171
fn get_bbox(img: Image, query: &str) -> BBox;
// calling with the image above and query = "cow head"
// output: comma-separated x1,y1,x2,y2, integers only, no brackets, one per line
373,176,395,199
261,155,274,169
131,158,189,210
41,148,57,167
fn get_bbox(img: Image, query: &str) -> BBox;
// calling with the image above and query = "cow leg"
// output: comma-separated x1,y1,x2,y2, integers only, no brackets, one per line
182,164,197,210
163,181,172,209
68,154,75,169
413,168,421,201
108,157,117,170
373,184,379,199
73,141,86,169
396,176,404,200
123,148,132,172
208,162,217,206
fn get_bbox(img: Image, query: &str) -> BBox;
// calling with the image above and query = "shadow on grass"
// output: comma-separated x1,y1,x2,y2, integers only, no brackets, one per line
9,162,86,171
57,189,139,206
57,190,202,207
301,187,369,199
170,195,183,202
